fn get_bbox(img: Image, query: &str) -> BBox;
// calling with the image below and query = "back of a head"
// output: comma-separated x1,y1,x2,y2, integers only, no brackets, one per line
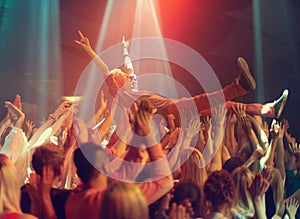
32,143,65,177
100,182,149,219
204,170,236,212
172,180,202,217
0,154,21,213
231,166,254,217
110,69,129,83
222,157,244,173
236,142,252,162
269,167,284,205
181,147,207,188
73,143,109,185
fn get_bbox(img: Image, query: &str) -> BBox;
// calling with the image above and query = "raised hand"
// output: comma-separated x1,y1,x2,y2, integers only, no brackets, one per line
5,101,25,128
240,116,252,134
185,117,200,140
226,111,237,126
168,203,190,219
202,116,212,134
289,142,300,155
25,120,36,139
213,104,227,126
39,165,55,195
283,119,290,134
74,31,92,50
52,101,72,120
128,99,156,137
249,173,270,199
13,94,22,111
251,148,266,162
122,36,130,49
261,167,272,183
26,120,35,130
286,198,300,219
232,103,246,120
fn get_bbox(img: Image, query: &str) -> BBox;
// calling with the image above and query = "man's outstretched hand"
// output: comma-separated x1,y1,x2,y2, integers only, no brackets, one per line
75,31,92,51
129,99,156,137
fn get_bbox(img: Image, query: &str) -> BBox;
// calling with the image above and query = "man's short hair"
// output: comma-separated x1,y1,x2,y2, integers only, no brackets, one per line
73,142,109,184
32,143,65,177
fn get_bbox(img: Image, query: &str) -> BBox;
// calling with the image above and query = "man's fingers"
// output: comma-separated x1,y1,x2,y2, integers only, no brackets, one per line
78,30,84,38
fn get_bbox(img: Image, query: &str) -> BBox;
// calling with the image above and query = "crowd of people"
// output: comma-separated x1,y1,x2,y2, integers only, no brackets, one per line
0,32,298,219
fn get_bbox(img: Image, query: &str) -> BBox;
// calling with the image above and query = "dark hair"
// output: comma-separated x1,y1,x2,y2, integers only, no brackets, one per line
171,180,201,217
204,170,236,211
73,143,109,184
222,157,244,173
32,143,65,177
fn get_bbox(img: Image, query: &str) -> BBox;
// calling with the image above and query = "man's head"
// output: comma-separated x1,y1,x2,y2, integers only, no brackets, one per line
31,143,65,177
73,142,109,184
109,69,132,90
204,170,236,211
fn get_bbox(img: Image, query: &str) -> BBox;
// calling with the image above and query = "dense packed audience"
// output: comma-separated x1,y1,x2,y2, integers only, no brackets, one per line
0,32,298,219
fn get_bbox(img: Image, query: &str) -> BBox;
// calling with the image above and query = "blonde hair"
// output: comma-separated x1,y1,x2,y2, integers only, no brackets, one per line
180,147,207,217
270,167,285,215
0,154,21,213
231,166,254,217
100,182,149,219
181,147,207,189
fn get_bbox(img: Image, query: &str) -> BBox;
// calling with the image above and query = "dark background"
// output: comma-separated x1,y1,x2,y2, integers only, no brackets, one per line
0,0,299,138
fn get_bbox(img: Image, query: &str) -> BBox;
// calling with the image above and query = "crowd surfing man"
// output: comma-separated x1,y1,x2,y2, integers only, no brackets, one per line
75,31,256,120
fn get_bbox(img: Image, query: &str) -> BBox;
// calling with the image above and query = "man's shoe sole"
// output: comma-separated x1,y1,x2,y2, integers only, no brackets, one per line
276,89,289,119
238,57,256,90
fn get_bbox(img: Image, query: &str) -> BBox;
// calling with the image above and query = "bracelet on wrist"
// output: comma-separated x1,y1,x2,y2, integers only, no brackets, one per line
49,114,56,120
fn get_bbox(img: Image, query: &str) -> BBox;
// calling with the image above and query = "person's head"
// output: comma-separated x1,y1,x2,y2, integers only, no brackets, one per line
171,180,202,218
236,142,252,162
73,142,109,185
149,191,172,218
32,143,65,178
222,157,244,173
180,147,207,190
231,166,254,217
109,69,132,90
269,167,285,213
100,182,149,219
204,170,236,213
0,154,21,213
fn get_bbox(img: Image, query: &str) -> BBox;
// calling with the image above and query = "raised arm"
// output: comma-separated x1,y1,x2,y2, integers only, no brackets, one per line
207,104,227,173
75,31,110,77
5,101,25,129
122,36,134,75
28,101,71,147
224,111,238,156
1,101,27,163
122,36,138,91
87,90,107,129
233,104,259,152
275,123,286,179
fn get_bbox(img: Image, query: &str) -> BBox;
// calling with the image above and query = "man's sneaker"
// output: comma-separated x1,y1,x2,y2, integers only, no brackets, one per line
274,89,289,119
237,57,256,91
